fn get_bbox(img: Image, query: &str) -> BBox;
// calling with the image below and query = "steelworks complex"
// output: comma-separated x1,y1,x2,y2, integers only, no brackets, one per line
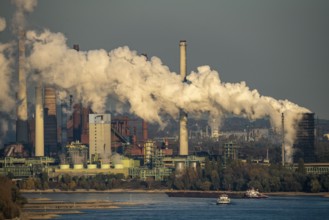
1,35,328,180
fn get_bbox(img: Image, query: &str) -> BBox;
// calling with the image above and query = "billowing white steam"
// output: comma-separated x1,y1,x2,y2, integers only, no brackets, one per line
0,0,311,162
25,30,310,162
0,42,15,147
0,17,6,32
0,16,10,146
0,43,15,113
11,0,37,32
0,0,37,147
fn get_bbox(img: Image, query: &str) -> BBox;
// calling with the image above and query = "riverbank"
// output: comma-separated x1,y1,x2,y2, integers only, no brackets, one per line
21,188,171,193
265,191,329,197
22,197,139,219
19,190,329,220
20,190,329,219
21,189,329,197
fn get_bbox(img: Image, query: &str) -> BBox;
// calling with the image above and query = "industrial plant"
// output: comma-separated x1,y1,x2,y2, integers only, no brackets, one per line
1,33,328,182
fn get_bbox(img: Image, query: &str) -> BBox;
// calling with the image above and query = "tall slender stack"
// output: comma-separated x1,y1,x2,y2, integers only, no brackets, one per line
60,101,68,150
16,30,28,143
179,40,188,156
281,113,285,166
35,82,44,156
142,120,148,142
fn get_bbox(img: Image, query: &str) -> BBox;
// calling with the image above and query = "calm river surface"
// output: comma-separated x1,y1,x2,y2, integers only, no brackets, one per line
23,192,329,220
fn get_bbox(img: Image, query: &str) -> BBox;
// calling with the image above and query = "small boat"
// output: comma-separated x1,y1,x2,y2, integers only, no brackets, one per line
216,194,231,204
244,188,268,199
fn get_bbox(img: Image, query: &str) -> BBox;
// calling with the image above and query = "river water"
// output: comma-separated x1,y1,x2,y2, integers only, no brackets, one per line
23,192,329,220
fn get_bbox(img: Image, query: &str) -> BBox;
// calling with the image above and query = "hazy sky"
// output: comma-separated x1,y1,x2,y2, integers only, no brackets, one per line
1,0,329,119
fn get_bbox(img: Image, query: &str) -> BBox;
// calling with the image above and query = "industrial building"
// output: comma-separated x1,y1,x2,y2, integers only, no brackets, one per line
293,113,316,163
16,31,29,144
223,142,239,167
1,39,204,181
89,114,111,164
44,87,58,156
2,34,327,183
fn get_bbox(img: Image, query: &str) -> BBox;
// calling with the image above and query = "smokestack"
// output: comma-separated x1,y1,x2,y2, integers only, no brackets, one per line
60,100,68,151
73,44,80,51
35,82,44,156
16,30,28,143
282,113,285,166
179,40,188,156
179,40,187,82
142,120,148,142
141,54,149,143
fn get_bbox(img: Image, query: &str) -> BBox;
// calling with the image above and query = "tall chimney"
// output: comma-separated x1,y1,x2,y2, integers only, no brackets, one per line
142,120,148,142
35,82,44,156
281,113,285,166
60,101,68,151
141,54,149,143
16,30,28,143
179,40,188,156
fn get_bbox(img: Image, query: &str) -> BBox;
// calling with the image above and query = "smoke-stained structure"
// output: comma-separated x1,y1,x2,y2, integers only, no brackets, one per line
64,45,93,146
10,0,38,146
142,120,148,142
179,40,188,156
16,30,28,143
0,19,15,147
89,114,111,163
24,29,311,162
293,113,315,163
0,1,312,163
44,87,57,156
60,100,68,149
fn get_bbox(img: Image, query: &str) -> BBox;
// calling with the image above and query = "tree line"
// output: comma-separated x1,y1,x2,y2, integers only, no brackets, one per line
168,158,329,192
0,176,27,220
14,158,329,193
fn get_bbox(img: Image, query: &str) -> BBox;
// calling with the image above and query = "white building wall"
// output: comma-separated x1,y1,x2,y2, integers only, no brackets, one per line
89,114,111,163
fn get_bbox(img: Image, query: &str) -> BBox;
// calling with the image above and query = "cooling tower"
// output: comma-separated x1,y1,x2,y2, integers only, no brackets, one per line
179,40,188,156
35,83,44,156
16,30,28,143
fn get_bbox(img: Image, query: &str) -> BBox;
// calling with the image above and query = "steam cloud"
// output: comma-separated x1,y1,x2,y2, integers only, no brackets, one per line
0,0,37,147
25,30,310,162
0,41,15,147
1,0,311,163
11,0,37,32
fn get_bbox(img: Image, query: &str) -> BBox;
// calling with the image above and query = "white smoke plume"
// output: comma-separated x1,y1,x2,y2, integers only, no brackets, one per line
0,0,37,147
0,17,6,32
25,30,310,163
0,43,15,113
0,16,11,147
111,153,123,166
0,42,16,147
11,0,37,32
